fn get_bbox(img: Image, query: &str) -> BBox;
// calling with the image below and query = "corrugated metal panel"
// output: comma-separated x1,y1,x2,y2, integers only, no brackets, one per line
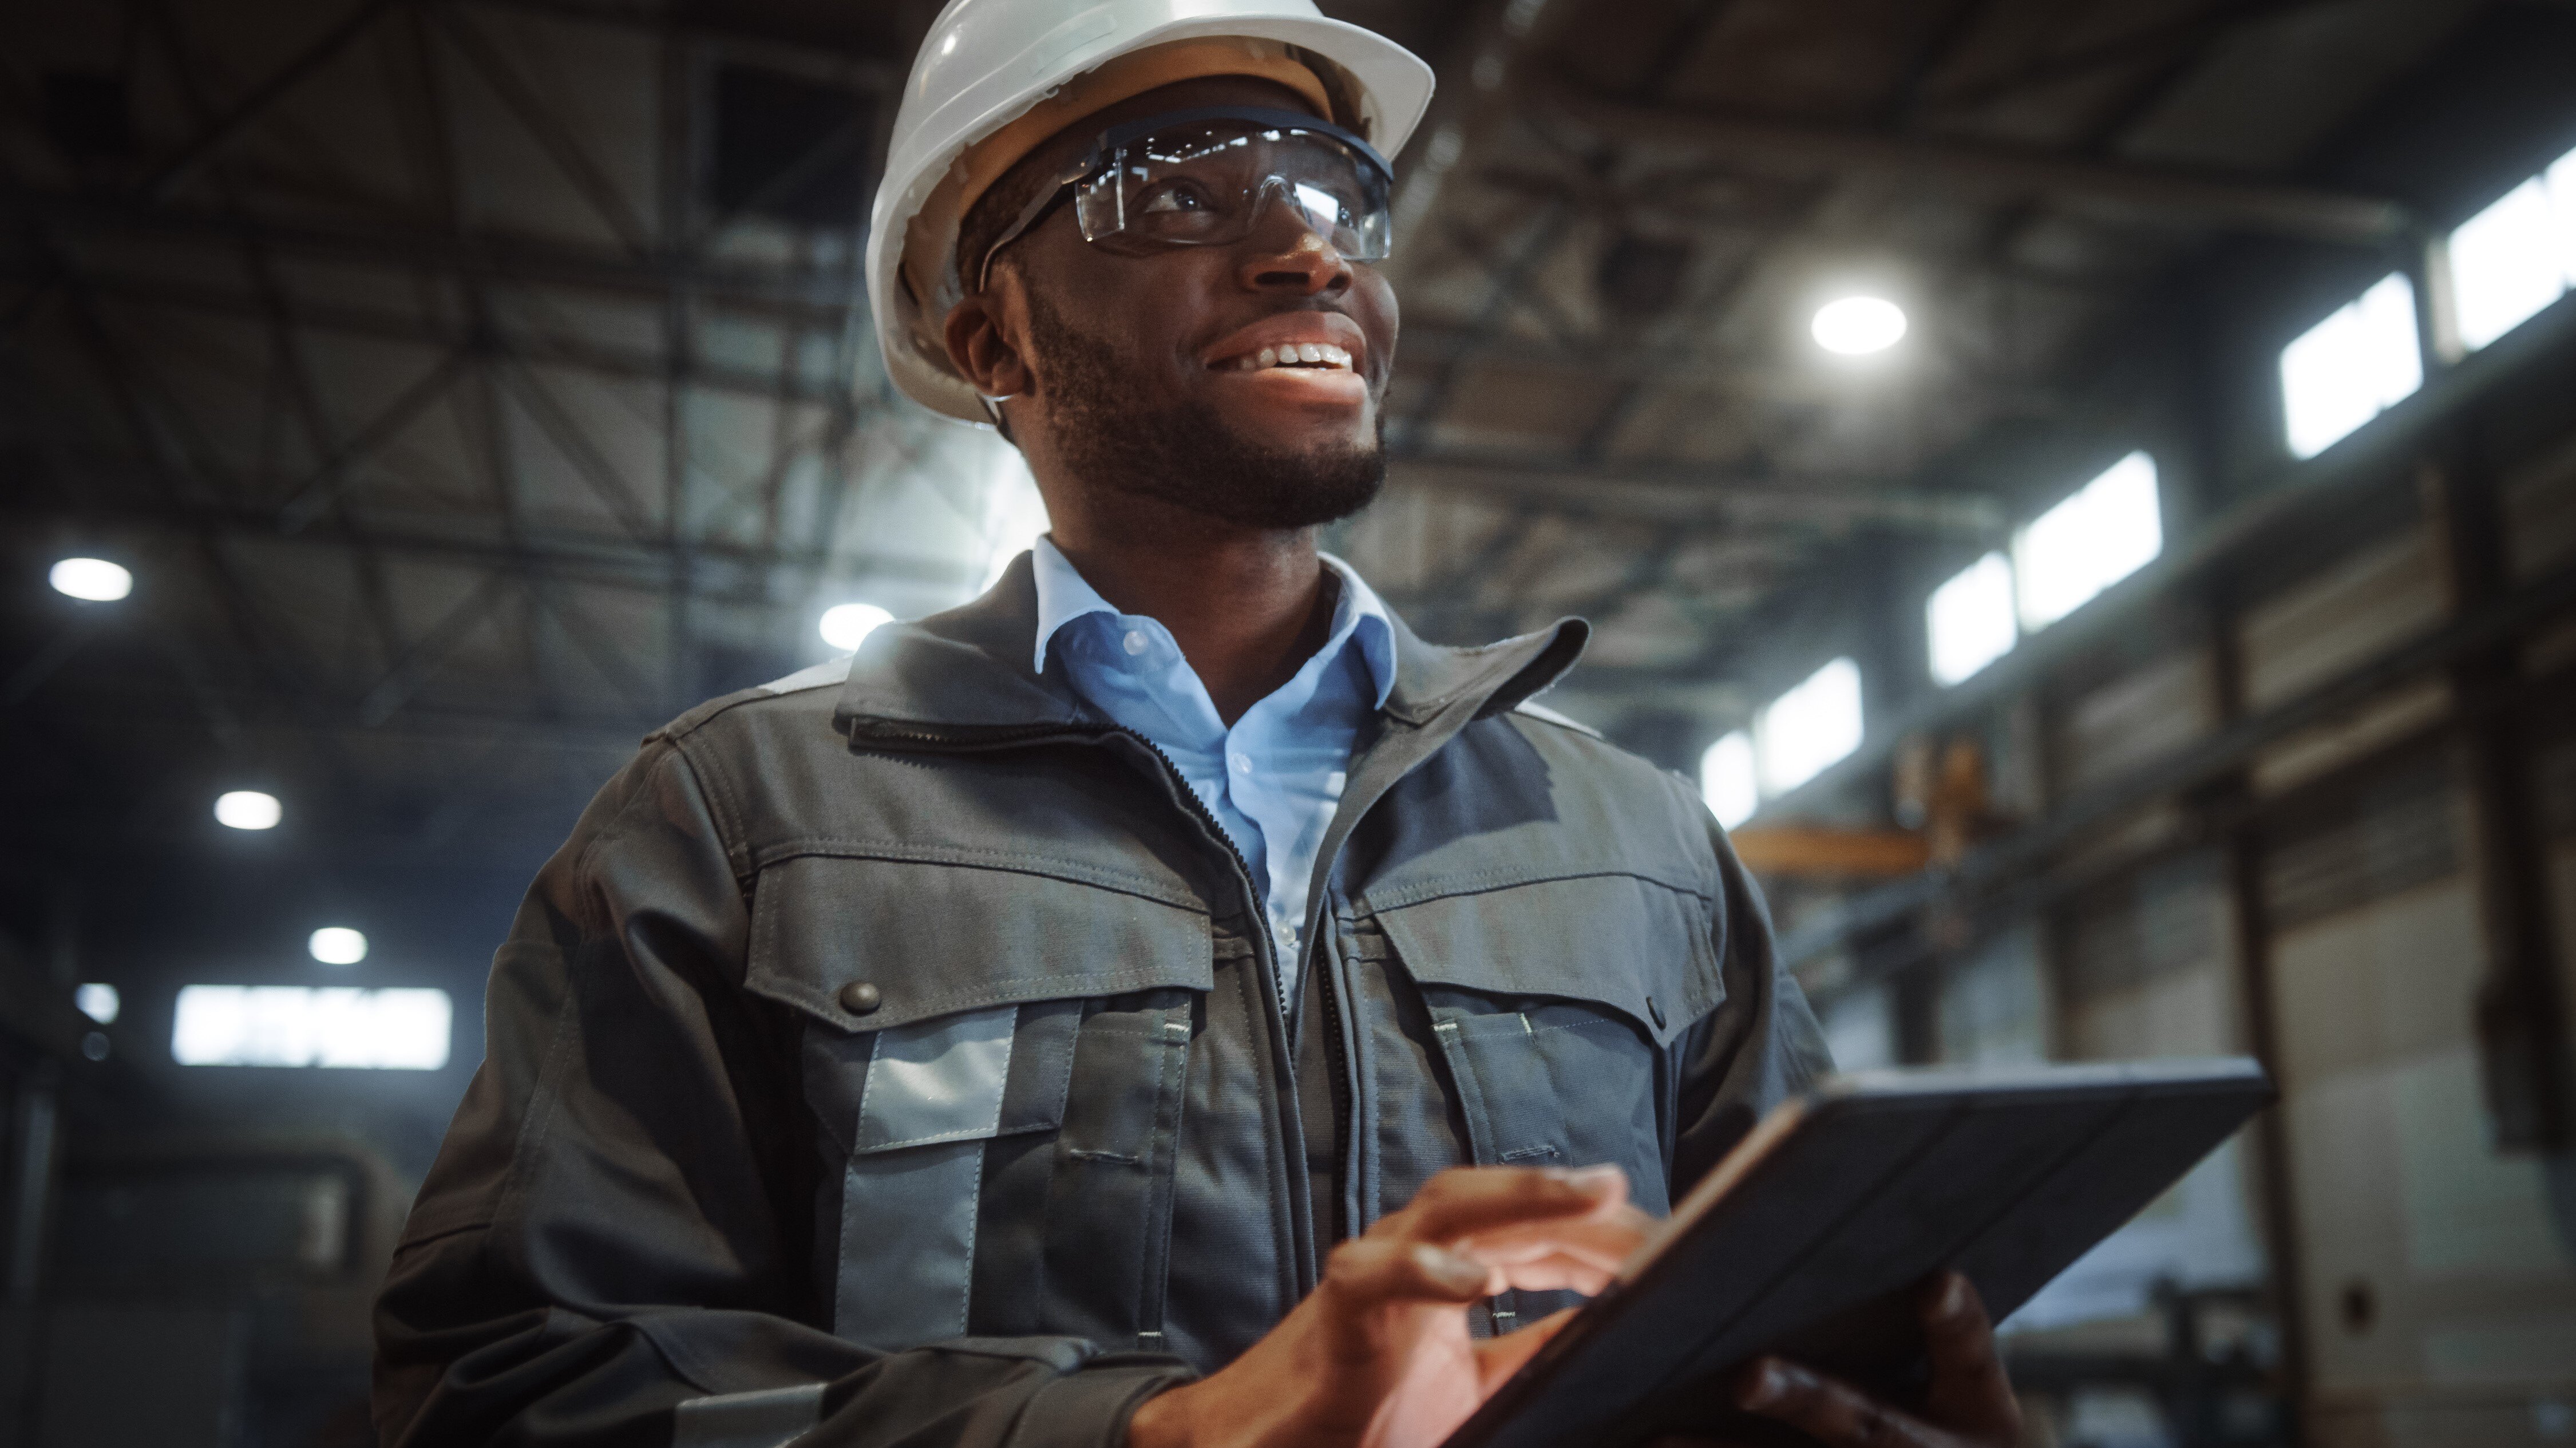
2064,850,2226,1006
2056,648,2218,796
2241,528,2447,711
2061,851,2237,1063
2250,677,2452,797
1936,925,2049,1065
2502,427,2576,583
2262,751,2462,932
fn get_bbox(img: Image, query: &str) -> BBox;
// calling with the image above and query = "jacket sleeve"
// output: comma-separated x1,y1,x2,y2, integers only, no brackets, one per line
1668,809,1837,1194
371,737,1197,1448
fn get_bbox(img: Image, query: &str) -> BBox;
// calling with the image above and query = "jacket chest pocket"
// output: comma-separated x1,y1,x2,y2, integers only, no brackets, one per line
1369,872,1722,1325
745,853,1210,1352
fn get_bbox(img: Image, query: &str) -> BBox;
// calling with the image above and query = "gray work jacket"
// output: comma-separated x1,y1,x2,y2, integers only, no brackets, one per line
371,555,1831,1448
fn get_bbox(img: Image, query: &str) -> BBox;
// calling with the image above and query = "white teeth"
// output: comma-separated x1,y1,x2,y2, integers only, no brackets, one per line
1228,342,1357,371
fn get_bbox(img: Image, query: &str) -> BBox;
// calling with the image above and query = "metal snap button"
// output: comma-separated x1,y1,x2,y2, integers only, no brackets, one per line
838,981,883,1015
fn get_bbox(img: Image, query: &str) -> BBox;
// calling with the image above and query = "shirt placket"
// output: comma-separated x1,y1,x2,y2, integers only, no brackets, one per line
1217,726,1289,958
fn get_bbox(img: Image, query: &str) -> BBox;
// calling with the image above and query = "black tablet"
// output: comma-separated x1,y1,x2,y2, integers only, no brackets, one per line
1440,1057,2276,1448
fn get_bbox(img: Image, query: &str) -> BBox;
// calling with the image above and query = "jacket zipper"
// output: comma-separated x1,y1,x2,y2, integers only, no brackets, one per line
853,717,1332,1293
1314,916,1354,1246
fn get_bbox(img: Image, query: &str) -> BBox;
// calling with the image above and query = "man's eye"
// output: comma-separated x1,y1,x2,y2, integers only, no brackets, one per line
1139,183,1213,213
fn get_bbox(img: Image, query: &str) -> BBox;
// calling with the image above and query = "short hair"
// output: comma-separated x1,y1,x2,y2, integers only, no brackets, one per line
957,147,1065,295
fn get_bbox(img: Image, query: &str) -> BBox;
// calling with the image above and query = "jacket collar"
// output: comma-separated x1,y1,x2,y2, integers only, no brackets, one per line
833,551,1588,739
1027,535,1399,710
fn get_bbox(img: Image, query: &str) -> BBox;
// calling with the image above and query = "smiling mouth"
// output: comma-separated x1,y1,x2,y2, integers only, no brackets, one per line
1223,343,1356,373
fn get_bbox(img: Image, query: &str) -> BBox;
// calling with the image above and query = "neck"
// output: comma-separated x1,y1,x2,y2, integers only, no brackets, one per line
1045,495,1334,726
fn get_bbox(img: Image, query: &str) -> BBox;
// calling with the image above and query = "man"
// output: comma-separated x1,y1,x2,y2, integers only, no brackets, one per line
373,4,2024,1446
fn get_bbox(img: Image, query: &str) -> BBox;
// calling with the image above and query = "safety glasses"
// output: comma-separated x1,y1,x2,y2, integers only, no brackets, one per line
976,106,1394,292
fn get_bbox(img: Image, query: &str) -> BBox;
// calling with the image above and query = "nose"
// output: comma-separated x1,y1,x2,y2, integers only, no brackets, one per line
1234,181,1351,296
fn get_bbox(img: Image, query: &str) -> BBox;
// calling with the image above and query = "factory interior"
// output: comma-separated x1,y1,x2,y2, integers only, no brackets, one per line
4,0,2576,1443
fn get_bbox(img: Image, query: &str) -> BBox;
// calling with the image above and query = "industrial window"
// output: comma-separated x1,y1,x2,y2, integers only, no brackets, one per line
2280,274,2423,460
1926,551,2017,686
1700,730,1758,829
1756,658,1865,796
2446,146,2576,354
172,986,453,1070
2012,452,2163,631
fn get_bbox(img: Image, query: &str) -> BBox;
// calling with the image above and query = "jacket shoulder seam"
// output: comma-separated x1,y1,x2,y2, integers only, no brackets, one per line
649,670,845,747
664,736,750,872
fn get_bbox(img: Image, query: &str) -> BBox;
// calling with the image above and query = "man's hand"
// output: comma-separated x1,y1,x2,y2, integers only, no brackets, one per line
1680,1272,2023,1448
1126,1164,1652,1448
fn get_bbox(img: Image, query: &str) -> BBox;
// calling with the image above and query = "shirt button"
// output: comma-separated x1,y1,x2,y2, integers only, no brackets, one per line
1122,630,1149,656
838,981,883,1015
1232,754,1252,774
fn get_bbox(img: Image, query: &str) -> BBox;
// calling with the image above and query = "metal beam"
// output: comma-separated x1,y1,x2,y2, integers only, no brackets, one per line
140,0,407,201
1544,85,2413,245
2425,452,2574,1150
1397,320,2075,414
25,268,2005,541
21,682,670,753
432,3,656,253
0,490,985,596
1933,0,2339,112
1389,455,2004,533
13,190,861,313
7,266,841,402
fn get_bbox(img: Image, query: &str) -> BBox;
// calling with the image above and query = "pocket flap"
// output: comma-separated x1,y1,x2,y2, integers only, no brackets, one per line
1369,873,1721,1047
855,1004,1019,1152
746,853,1213,1034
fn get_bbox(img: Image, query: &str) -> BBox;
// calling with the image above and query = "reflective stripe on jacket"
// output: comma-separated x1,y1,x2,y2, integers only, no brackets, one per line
371,554,1833,1448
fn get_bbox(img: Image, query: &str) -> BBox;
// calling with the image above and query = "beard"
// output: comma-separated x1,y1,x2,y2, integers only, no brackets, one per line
1020,293,1386,529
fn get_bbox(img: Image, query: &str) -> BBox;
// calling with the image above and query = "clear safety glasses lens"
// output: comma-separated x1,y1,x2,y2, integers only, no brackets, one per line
1070,122,1392,262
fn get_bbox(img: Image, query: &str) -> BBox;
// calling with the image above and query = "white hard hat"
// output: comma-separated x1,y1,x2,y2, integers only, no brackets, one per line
869,0,1435,423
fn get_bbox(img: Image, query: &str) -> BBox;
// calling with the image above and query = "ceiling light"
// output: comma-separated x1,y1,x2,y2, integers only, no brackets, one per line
76,983,120,1024
214,790,281,830
310,927,368,965
819,602,893,652
50,557,132,602
1812,295,1908,355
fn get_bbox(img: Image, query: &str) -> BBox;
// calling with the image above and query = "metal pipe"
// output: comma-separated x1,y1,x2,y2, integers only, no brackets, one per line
3,1067,57,1308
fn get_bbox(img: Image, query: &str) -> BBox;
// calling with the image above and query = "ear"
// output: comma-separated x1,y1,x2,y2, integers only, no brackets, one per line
943,289,1035,401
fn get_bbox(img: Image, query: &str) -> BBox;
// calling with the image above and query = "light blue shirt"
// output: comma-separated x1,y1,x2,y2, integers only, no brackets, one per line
1031,536,1395,1004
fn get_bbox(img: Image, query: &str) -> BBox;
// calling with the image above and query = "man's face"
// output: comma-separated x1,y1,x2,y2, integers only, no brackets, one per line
955,77,1399,529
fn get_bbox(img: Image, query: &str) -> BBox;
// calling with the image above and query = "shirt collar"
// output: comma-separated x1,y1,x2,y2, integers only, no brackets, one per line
1028,535,1396,709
